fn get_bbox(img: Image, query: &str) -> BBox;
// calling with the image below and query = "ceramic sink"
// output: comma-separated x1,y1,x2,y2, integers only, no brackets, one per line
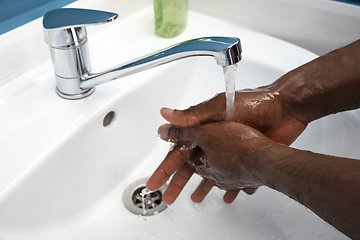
0,2,359,240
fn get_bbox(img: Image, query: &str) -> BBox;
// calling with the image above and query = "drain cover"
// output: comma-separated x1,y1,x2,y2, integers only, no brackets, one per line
132,186,163,210
123,177,167,216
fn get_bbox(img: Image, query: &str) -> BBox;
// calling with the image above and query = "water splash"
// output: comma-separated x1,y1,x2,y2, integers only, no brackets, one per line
179,143,197,151
223,64,238,121
140,188,153,215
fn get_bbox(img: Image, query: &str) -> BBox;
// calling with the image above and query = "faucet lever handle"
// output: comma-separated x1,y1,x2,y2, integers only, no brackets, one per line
43,8,118,30
43,8,118,48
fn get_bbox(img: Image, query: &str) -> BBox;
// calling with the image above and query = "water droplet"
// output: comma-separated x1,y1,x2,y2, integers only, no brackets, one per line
169,143,176,151
179,143,197,151
140,188,154,215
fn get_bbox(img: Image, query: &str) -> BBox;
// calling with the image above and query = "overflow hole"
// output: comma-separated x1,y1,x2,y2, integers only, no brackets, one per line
103,111,115,127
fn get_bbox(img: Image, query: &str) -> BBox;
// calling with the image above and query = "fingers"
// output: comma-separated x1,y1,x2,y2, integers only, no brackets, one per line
223,188,257,204
160,93,226,128
158,124,199,144
162,163,194,205
192,184,256,204
146,145,197,192
243,187,258,195
222,188,257,204
223,190,241,204
191,178,215,203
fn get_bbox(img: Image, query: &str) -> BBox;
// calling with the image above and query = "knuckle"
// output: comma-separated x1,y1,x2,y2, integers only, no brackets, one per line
170,126,195,144
168,125,182,142
174,147,191,162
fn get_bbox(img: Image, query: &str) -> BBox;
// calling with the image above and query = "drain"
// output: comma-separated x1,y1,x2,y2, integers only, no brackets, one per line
123,177,167,216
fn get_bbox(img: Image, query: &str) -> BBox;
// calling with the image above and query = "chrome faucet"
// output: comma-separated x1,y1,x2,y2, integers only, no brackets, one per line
43,8,242,100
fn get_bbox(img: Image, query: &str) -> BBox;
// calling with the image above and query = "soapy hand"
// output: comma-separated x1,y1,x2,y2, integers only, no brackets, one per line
146,89,306,204
144,40,360,239
158,89,306,146
147,121,277,204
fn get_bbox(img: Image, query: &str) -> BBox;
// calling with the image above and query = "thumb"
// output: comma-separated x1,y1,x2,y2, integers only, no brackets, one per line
160,93,226,127
158,124,199,144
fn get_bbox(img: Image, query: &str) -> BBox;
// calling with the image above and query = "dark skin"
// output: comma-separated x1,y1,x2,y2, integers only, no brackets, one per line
147,40,360,239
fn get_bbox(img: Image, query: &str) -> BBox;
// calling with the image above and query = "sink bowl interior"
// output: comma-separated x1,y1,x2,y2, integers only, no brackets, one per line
0,7,357,240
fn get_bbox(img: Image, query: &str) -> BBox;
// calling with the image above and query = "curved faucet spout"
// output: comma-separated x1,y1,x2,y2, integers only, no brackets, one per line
80,37,242,90
43,9,242,100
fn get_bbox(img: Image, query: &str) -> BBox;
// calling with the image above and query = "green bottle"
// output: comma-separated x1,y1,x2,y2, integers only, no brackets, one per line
154,0,188,38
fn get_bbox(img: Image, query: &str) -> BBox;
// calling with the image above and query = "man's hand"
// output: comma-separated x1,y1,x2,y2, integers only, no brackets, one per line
146,89,306,204
147,121,360,239
147,121,278,205
158,90,306,146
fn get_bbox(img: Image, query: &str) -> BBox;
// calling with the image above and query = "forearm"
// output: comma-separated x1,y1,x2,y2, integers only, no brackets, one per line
262,145,360,239
272,40,360,125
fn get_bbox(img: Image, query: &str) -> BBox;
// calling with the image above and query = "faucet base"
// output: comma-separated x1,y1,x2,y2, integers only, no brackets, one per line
56,87,95,100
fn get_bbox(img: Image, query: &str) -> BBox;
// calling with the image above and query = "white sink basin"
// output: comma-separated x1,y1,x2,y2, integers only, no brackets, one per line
0,6,357,240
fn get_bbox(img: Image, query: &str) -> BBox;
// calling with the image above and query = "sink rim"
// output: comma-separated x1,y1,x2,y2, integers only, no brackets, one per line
4,7,352,240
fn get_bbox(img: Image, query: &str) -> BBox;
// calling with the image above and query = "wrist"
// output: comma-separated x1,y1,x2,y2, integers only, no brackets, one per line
270,66,315,125
256,143,295,189
271,40,360,124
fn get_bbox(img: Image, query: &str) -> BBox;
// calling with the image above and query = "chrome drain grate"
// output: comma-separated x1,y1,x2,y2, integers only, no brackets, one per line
132,186,163,210
123,178,167,216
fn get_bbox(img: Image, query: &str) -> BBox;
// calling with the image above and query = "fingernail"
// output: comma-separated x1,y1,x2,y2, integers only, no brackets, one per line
162,107,174,114
158,124,170,140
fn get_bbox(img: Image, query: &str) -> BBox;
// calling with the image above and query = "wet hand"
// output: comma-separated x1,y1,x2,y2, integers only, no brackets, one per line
146,121,277,205
158,90,306,146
